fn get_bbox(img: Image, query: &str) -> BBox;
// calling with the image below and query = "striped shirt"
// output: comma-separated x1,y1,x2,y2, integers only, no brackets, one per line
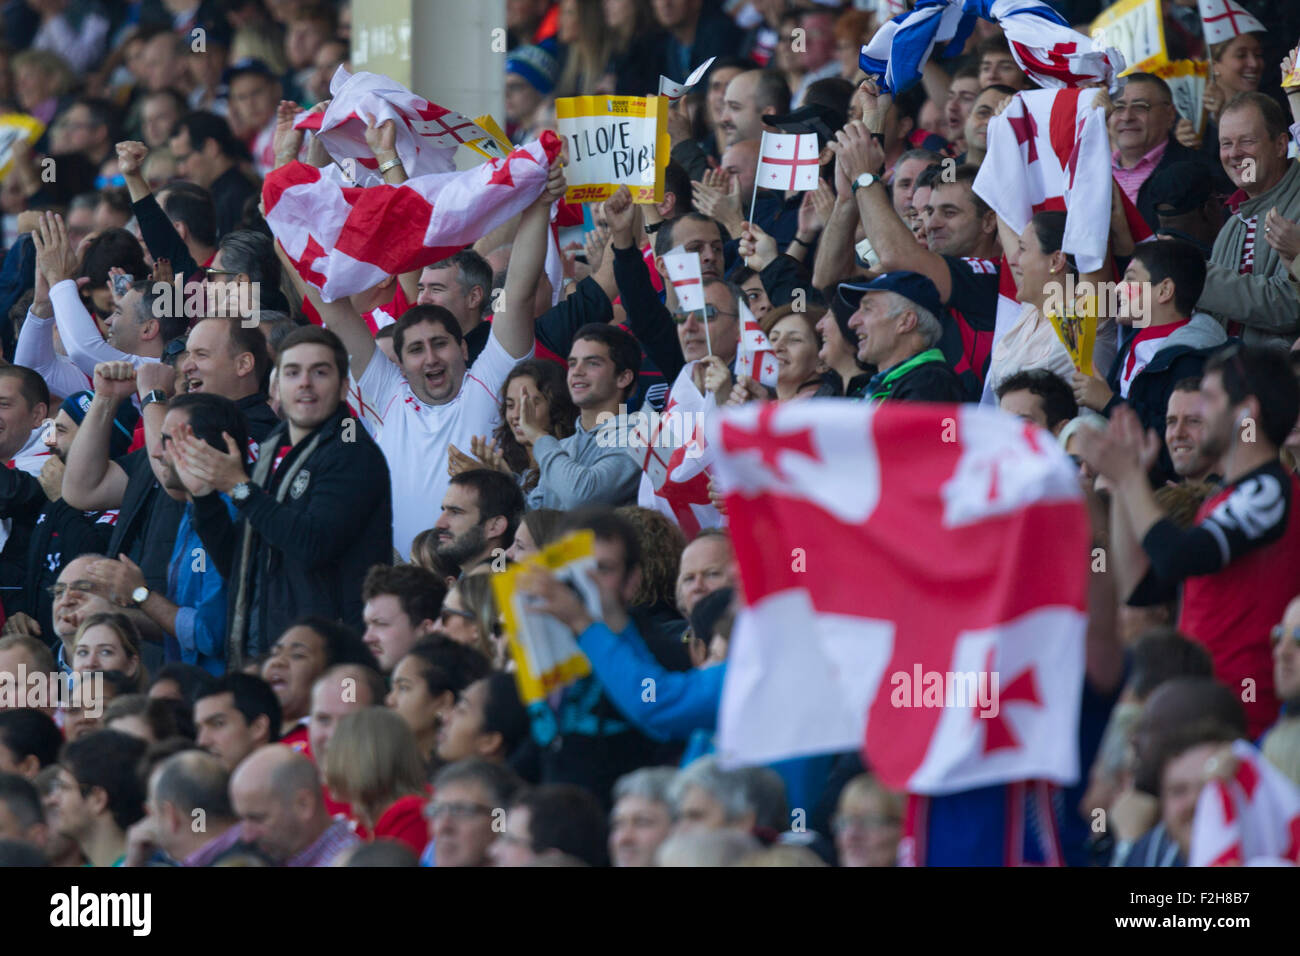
285,820,360,868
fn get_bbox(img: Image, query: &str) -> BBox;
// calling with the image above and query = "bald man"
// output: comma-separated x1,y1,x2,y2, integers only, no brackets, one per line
127,750,246,866
675,532,737,617
229,745,358,866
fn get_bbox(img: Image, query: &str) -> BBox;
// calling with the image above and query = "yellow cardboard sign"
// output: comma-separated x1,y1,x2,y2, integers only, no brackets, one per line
465,114,513,162
0,113,46,180
492,531,599,705
555,95,669,204
1047,298,1097,375
1091,0,1169,75
1284,52,1300,90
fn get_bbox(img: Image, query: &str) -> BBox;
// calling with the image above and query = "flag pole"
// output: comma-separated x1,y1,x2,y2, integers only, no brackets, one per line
703,304,712,358
748,132,765,226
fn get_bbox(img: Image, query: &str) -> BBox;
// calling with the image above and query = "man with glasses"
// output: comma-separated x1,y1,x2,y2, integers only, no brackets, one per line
1109,74,1214,232
47,555,157,673
424,758,523,867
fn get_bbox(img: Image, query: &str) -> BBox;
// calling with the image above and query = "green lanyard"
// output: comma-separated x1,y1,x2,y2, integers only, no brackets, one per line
866,348,947,401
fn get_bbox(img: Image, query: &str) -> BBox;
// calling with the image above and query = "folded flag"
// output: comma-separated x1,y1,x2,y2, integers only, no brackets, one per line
860,0,976,96
757,131,821,192
1189,740,1300,866
662,249,705,311
1196,0,1264,46
264,131,562,302
659,56,716,104
734,298,778,388
295,66,494,182
708,399,1089,794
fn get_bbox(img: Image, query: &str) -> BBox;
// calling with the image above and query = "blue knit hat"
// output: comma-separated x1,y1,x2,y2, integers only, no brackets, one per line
61,390,140,459
506,45,558,95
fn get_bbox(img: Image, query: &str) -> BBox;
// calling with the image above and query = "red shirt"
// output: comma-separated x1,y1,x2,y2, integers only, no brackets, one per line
373,794,429,855
279,722,310,754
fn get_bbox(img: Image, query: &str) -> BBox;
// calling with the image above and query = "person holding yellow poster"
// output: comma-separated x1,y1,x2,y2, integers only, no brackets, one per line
555,94,670,203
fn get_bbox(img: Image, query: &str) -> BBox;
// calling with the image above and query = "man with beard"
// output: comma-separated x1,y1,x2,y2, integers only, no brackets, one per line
1078,346,1300,738
88,394,248,677
430,470,525,576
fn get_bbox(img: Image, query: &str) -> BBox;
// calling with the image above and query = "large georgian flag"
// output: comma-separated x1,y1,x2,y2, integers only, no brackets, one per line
708,400,1089,794
1189,740,1300,866
263,132,562,302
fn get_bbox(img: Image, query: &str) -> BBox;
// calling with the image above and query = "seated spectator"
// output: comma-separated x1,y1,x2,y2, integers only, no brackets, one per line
996,368,1078,437
0,772,47,853
103,694,184,744
324,708,429,855
70,611,148,693
360,564,447,674
492,783,608,867
430,575,502,663
1164,379,1220,484
194,673,281,772
0,709,62,779
505,508,564,562
147,663,217,710
436,672,530,766
0,636,58,717
387,637,491,767
832,774,903,867
609,766,676,868
128,750,246,867
427,758,524,868
655,826,760,866
50,730,147,867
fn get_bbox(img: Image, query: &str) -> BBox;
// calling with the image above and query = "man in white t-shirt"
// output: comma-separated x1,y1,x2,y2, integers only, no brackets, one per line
310,156,566,558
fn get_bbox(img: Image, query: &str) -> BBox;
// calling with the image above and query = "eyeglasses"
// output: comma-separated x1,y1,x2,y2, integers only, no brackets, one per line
670,305,737,325
1271,625,1300,648
1112,100,1162,115
48,581,98,600
424,800,494,821
204,268,241,280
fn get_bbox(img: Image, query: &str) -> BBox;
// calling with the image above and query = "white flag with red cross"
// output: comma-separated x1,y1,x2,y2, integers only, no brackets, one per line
662,249,706,312
659,57,716,105
734,298,779,388
707,399,1089,794
757,131,821,192
1196,0,1263,46
1189,740,1300,866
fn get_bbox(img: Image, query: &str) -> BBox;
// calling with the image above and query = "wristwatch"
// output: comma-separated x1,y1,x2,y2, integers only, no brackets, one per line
231,481,253,502
140,389,168,409
131,586,150,606
644,221,662,234
851,172,881,194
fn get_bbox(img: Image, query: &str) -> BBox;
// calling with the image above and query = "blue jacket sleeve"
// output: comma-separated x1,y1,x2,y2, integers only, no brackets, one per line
577,618,724,741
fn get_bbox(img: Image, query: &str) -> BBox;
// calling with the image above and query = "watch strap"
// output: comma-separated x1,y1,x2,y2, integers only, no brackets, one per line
141,389,169,408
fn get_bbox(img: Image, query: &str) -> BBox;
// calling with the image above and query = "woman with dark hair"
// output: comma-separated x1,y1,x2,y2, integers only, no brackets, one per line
506,508,564,563
449,359,577,493
386,636,492,767
555,0,614,96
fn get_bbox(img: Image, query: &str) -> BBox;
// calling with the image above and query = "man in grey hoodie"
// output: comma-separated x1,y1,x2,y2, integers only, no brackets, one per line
1073,239,1227,486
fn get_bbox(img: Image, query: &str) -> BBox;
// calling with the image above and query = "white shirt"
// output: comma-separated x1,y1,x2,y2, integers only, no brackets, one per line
50,280,162,378
986,303,1077,398
352,329,526,558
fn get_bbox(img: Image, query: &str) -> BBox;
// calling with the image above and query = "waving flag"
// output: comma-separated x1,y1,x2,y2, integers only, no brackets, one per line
756,132,821,191
635,363,724,539
264,132,562,302
1196,0,1263,46
296,66,494,183
659,56,716,104
735,299,778,388
861,0,1124,95
662,249,705,311
708,400,1089,793
1189,740,1300,866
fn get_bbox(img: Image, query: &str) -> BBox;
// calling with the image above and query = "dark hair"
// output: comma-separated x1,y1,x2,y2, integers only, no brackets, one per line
952,57,980,81
494,360,578,481
79,228,148,288
218,229,280,286
976,33,1014,59
1204,345,1300,448
753,69,791,116
393,304,463,359
803,76,854,129
979,83,1019,98
914,162,948,191
510,784,608,866
1156,719,1244,784
134,278,189,344
663,160,694,216
433,757,523,807
1221,91,1289,143
571,323,641,400
172,111,250,161
361,563,448,630
0,365,50,413
0,773,42,829
0,709,62,771
447,469,526,547
166,392,250,459
1129,627,1214,702
96,187,134,221
161,182,217,248
1119,72,1173,103
345,839,417,866
931,163,991,219
557,507,641,573
195,673,282,743
480,672,529,756
149,664,217,707
1131,240,1207,316
428,250,494,317
655,211,726,257
288,616,379,670
189,317,272,392
71,96,120,141
104,694,184,740
1029,211,1076,272
0,838,46,866
1171,376,1201,395
60,730,148,831
276,325,349,380
404,635,492,701
995,368,1078,432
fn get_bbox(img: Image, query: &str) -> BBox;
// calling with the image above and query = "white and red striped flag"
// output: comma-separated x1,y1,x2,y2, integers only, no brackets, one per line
1196,0,1263,46
757,132,821,192
295,66,493,182
662,249,705,311
263,132,562,302
734,298,778,388
1189,740,1300,866
635,363,724,539
708,399,1089,793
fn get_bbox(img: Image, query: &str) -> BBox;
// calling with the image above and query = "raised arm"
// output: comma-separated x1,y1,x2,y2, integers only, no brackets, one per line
17,248,92,398
274,237,378,377
494,154,567,359
119,141,199,279
61,362,134,511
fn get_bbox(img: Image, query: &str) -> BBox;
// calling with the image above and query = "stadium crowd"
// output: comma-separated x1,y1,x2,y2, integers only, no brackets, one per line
0,0,1298,869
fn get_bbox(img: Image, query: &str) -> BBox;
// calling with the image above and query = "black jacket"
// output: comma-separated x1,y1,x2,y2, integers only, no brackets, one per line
0,466,49,619
865,348,966,403
192,406,392,663
108,449,186,595
25,498,113,643
210,166,259,240
1134,137,1220,232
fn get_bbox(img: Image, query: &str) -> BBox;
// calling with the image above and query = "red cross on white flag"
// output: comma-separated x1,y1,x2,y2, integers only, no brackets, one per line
734,298,779,388
757,132,820,191
662,249,706,312
658,56,716,104
1196,0,1264,45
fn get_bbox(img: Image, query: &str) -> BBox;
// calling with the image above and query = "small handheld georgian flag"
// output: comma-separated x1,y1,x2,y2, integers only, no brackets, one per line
1196,0,1264,46
757,132,821,191
734,298,779,388
662,248,706,312
659,57,716,104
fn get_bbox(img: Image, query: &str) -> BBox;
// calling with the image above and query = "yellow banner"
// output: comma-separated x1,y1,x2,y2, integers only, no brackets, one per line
465,114,513,162
1047,300,1097,376
1284,54,1300,90
1152,59,1209,136
555,95,669,204
1091,0,1169,75
0,113,46,180
491,531,598,705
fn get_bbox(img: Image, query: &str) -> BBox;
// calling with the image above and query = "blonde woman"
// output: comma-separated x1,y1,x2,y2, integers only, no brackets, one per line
323,708,429,854
71,611,148,693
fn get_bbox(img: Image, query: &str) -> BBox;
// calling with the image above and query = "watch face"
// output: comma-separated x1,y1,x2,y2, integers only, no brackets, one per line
132,586,149,603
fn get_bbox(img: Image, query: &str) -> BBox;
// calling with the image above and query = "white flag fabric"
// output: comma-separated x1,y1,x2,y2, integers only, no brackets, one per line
659,56,716,104
757,132,821,192
1189,740,1300,866
734,298,779,388
662,249,706,312
972,87,1112,273
1196,0,1264,46
295,66,493,184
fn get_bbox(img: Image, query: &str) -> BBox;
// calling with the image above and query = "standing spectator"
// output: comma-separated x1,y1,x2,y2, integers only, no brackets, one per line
169,112,257,239
415,250,495,363
554,0,612,97
653,0,743,81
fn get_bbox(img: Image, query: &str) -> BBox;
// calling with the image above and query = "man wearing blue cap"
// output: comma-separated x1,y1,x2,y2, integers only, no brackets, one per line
834,272,965,403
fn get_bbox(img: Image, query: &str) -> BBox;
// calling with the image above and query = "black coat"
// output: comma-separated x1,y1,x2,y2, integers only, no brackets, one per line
1134,137,1222,233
